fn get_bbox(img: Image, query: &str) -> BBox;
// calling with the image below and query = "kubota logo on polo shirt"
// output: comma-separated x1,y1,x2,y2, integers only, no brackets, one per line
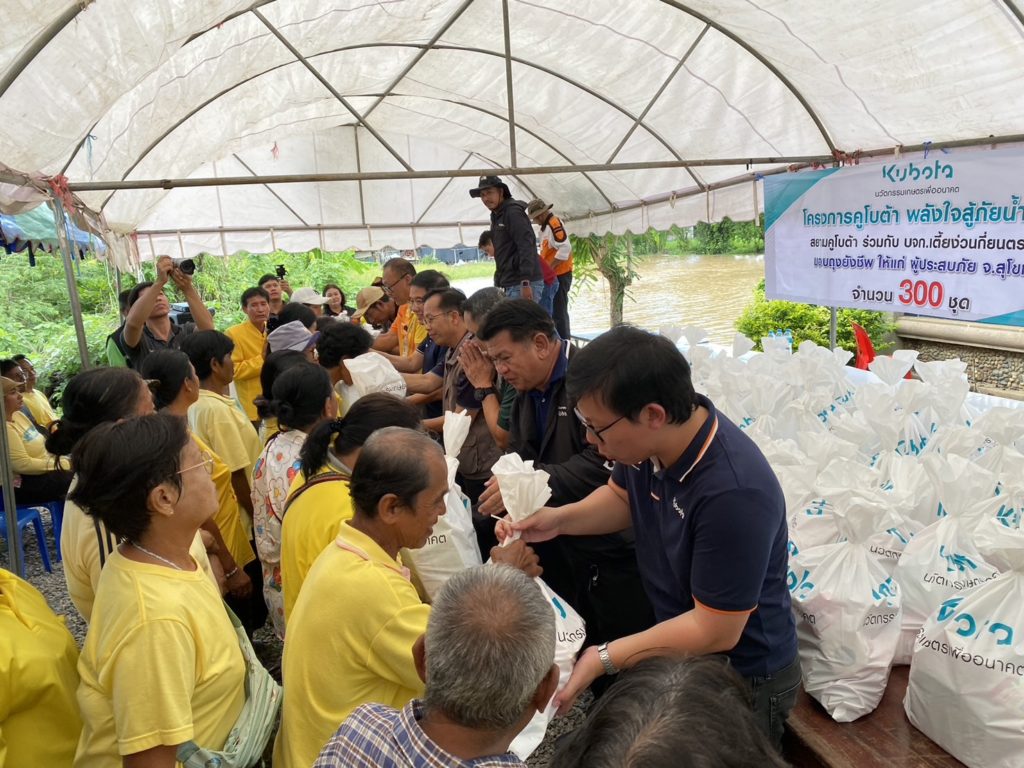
672,497,685,520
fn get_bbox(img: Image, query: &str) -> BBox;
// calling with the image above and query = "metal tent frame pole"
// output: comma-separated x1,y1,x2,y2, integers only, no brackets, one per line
55,131,1024,193
0,386,21,575
51,199,92,370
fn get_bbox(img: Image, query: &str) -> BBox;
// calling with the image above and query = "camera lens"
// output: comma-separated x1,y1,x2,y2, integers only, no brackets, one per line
179,258,196,275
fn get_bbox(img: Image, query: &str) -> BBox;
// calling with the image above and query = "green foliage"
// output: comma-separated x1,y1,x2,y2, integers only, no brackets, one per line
570,232,643,325
0,248,371,398
735,279,895,354
691,215,765,255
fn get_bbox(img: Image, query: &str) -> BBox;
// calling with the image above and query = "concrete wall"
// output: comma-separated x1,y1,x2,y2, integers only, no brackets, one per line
896,317,1024,401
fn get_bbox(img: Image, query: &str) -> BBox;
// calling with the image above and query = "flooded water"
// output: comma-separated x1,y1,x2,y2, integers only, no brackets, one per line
452,253,766,344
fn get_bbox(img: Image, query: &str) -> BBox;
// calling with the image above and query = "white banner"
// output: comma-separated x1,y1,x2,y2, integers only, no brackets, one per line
764,148,1024,326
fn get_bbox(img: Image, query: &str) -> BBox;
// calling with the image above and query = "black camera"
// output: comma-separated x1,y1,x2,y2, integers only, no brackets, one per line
173,257,197,275
275,264,287,278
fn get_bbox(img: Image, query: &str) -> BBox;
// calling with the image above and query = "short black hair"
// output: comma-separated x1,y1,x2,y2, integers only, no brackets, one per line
11,354,27,364
349,426,441,519
477,298,556,343
68,413,191,542
316,322,372,369
241,286,270,309
410,270,450,292
139,349,193,410
118,289,131,314
46,368,148,456
180,330,235,381
256,350,307,419
478,230,492,248
270,362,332,431
566,325,698,423
300,393,423,478
424,287,467,314
258,274,279,287
0,359,19,377
278,302,316,329
551,656,788,768
126,281,155,308
382,257,416,278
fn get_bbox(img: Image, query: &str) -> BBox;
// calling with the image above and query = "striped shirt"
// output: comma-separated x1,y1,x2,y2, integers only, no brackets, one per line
313,700,527,768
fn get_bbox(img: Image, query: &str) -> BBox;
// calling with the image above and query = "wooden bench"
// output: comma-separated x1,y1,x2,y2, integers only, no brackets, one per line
783,667,965,767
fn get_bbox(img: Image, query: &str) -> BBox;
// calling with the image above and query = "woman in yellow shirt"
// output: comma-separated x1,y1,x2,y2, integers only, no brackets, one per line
2,375,72,503
140,349,256,602
48,367,217,623
0,567,82,767
70,414,247,768
280,392,422,620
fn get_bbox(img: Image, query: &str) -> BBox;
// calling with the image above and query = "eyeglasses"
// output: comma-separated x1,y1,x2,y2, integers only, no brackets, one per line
422,311,452,326
382,274,409,296
177,450,214,476
574,407,627,444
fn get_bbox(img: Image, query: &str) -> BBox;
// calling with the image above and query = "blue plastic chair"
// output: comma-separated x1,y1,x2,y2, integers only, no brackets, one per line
0,501,53,577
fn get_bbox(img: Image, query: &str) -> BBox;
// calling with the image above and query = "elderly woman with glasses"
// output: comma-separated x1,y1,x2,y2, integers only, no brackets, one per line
70,413,248,768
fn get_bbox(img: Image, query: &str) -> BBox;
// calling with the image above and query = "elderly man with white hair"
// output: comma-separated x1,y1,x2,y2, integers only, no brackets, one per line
314,564,559,767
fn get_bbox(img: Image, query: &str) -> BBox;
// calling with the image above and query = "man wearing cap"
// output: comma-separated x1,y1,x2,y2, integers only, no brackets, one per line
351,286,397,330
267,320,319,361
527,198,573,341
469,175,544,303
290,287,326,318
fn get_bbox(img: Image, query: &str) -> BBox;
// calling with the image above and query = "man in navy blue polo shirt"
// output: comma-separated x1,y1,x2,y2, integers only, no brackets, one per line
500,325,799,746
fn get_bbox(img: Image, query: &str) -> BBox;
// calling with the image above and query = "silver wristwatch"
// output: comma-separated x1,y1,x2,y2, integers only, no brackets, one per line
597,642,618,676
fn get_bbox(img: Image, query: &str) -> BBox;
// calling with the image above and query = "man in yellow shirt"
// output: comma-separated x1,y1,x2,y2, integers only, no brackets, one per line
225,286,270,425
373,258,428,357
274,426,541,768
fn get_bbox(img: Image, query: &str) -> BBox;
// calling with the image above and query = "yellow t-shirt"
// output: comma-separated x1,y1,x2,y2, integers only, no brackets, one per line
22,388,59,428
188,390,261,476
280,468,354,620
0,568,82,768
74,550,245,766
191,434,255,572
6,411,69,475
225,321,266,421
273,523,429,768
60,485,215,623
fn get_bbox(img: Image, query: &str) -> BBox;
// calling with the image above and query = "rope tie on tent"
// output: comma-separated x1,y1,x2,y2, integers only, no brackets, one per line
85,134,97,178
271,141,280,160
48,175,76,212
831,148,862,166
894,144,903,160
922,141,950,160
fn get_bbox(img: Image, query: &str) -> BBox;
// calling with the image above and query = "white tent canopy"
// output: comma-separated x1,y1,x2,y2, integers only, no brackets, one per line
2,0,1024,258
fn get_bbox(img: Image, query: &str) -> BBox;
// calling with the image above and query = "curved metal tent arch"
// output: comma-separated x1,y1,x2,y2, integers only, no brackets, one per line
88,40,705,212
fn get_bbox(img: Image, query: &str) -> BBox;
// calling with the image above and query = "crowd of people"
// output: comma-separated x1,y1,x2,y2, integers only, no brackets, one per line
1,176,797,767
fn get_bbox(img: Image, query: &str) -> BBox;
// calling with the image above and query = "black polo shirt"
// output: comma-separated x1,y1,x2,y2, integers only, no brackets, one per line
610,394,797,677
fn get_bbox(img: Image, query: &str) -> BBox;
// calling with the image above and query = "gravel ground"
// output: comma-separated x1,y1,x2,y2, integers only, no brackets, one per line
3,510,589,766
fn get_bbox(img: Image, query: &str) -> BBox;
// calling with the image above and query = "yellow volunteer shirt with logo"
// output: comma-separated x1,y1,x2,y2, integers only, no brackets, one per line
273,523,428,768
280,468,354,621
225,320,266,421
22,387,59,428
74,550,245,767
389,304,428,358
191,433,255,572
60,487,215,623
0,568,82,768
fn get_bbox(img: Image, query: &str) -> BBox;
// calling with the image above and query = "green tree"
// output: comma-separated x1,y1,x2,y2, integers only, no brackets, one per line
570,232,642,326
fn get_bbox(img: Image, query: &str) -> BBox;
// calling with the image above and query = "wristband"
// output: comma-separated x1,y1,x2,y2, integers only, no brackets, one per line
224,566,240,580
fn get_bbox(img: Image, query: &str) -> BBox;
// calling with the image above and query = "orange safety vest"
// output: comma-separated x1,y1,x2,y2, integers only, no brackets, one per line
539,214,573,276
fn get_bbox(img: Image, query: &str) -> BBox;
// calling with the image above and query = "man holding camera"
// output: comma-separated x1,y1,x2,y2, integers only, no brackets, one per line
258,268,293,321
121,255,215,370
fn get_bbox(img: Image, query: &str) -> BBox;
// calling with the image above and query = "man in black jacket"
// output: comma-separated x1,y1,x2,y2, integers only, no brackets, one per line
469,175,544,302
475,300,654,646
